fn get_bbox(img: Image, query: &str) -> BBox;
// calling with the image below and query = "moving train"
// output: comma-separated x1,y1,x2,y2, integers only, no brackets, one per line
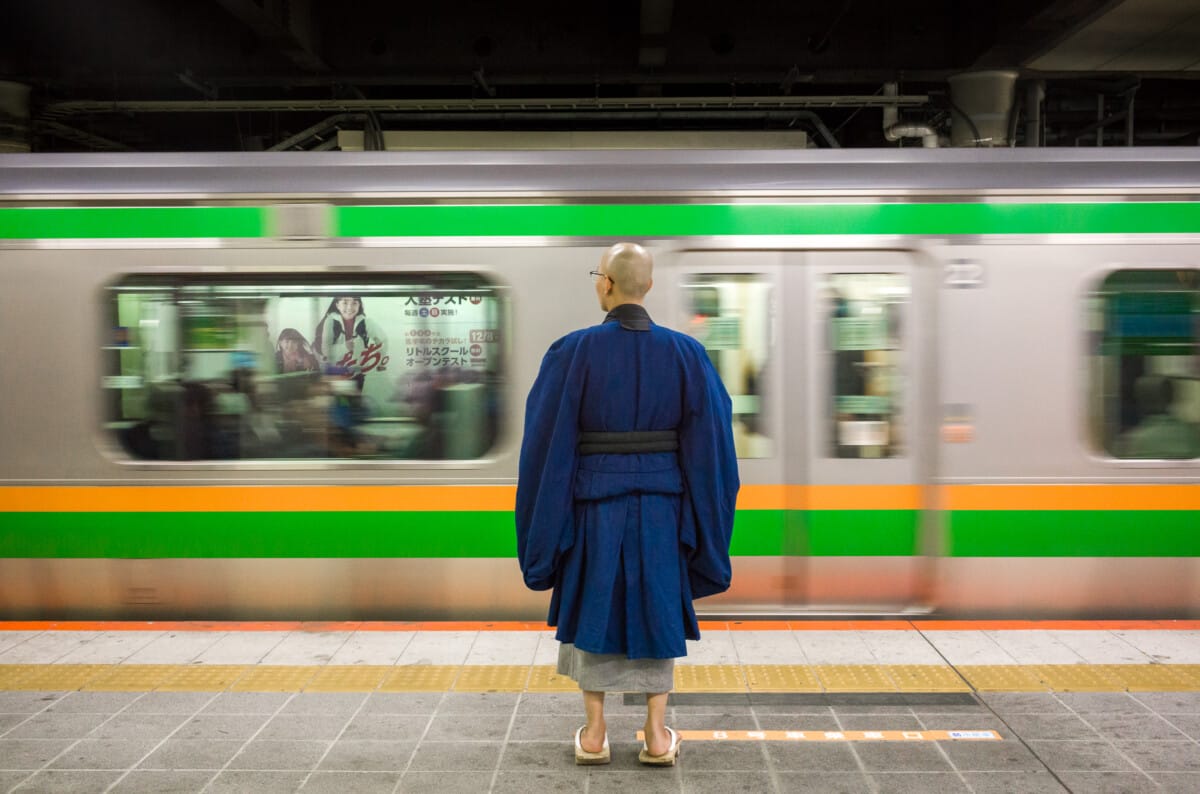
1,148,1198,620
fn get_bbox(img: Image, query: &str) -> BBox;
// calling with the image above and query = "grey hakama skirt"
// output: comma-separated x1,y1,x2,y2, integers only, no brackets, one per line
557,643,675,693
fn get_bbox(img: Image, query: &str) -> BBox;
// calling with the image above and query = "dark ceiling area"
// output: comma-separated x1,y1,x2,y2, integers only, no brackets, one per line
3,0,1199,151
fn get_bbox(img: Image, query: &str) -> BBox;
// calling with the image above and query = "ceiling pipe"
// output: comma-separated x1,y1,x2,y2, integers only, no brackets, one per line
882,82,939,148
41,94,929,117
1024,80,1044,147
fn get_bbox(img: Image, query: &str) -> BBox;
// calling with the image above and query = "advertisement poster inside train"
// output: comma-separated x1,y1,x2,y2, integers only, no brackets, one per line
267,292,500,414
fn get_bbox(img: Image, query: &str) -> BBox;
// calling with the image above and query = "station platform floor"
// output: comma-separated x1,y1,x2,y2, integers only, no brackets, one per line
1,619,1199,793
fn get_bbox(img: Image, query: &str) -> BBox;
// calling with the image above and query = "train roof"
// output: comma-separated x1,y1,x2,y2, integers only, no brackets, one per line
1,148,1199,199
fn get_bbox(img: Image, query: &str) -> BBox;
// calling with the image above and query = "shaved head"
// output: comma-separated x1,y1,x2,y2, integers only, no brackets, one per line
600,242,653,299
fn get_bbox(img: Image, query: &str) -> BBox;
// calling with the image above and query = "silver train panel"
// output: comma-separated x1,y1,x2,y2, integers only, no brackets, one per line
936,558,1200,618
4,149,1200,198
1,557,1195,620
933,242,1200,481
0,557,808,620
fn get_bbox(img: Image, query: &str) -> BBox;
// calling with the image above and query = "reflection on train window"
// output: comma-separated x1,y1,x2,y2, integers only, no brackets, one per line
105,275,506,462
1089,269,1200,460
683,274,773,458
824,273,907,458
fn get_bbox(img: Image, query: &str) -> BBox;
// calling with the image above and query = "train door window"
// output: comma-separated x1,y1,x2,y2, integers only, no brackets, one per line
1089,269,1200,460
682,274,773,458
105,274,507,462
823,273,907,458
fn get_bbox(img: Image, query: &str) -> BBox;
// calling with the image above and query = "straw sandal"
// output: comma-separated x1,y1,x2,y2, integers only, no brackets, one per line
639,726,681,766
574,725,611,765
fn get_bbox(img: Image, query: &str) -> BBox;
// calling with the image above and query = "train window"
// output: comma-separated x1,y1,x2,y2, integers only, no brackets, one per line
1089,269,1200,460
823,273,907,458
683,274,773,458
104,275,506,462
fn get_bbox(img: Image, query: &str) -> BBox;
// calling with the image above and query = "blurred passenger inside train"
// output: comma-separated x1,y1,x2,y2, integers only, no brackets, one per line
275,328,320,373
1118,375,1200,459
517,242,739,767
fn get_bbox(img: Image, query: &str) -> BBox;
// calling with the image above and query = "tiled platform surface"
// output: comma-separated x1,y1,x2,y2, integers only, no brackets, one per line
1,620,1199,792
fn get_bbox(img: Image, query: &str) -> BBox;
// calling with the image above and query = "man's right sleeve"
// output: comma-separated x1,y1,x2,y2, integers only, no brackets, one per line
515,338,584,591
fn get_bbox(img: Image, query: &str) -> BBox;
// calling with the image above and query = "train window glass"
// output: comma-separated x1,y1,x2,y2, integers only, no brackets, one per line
682,274,773,458
105,275,506,462
1089,269,1200,460
823,273,907,458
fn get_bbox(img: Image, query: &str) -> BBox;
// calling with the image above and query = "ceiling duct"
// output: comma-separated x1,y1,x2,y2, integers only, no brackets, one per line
947,70,1019,147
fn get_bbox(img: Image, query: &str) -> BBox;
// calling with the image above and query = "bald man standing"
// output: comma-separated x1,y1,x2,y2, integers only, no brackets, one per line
516,243,739,766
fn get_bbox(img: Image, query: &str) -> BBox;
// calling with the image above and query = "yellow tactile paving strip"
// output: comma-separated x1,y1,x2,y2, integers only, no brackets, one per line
82,665,177,691
158,665,246,692
2,664,1200,693
304,665,391,692
885,665,972,692
675,664,748,692
813,665,897,692
526,666,579,692
230,665,317,692
379,665,459,692
744,664,822,692
956,665,1049,692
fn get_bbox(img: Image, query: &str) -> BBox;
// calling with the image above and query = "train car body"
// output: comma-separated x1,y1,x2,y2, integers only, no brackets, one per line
1,148,1198,619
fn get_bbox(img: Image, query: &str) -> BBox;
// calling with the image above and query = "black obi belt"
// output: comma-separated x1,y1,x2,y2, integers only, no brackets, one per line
578,430,679,455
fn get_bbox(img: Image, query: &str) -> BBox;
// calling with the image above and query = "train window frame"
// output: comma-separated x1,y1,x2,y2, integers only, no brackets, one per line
1086,267,1200,464
680,272,775,460
821,272,909,460
101,271,510,468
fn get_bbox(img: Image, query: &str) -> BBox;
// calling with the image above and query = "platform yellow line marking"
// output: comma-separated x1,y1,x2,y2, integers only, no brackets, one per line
230,665,318,692
675,665,747,692
9,665,110,691
744,664,821,692
4,663,1200,693
883,665,971,693
379,665,460,692
304,666,391,692
1094,665,1200,692
527,665,578,692
1034,665,1127,692
957,665,1048,692
158,665,249,692
0,665,37,688
453,665,530,692
635,729,1003,742
83,665,177,691
813,665,897,692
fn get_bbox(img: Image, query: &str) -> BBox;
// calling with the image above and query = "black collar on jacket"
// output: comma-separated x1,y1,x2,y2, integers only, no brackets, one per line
603,303,652,331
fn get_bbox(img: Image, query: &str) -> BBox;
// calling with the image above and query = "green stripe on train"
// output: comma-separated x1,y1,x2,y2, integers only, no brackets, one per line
0,207,266,239
4,509,1196,558
949,510,1200,557
0,510,781,558
337,202,1200,237
3,202,1200,240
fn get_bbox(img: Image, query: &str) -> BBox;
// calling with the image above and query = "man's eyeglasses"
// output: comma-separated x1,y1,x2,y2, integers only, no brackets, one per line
589,270,610,283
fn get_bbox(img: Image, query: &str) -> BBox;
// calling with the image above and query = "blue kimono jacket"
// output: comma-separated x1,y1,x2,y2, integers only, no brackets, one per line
516,303,739,659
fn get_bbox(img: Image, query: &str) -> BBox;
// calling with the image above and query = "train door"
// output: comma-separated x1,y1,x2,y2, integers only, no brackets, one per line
800,250,934,613
665,250,790,614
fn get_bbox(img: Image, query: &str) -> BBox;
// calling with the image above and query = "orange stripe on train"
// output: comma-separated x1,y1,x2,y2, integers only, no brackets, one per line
1,483,1197,512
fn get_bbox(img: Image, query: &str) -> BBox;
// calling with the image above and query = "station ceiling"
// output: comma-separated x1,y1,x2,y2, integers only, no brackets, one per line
4,0,1199,151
